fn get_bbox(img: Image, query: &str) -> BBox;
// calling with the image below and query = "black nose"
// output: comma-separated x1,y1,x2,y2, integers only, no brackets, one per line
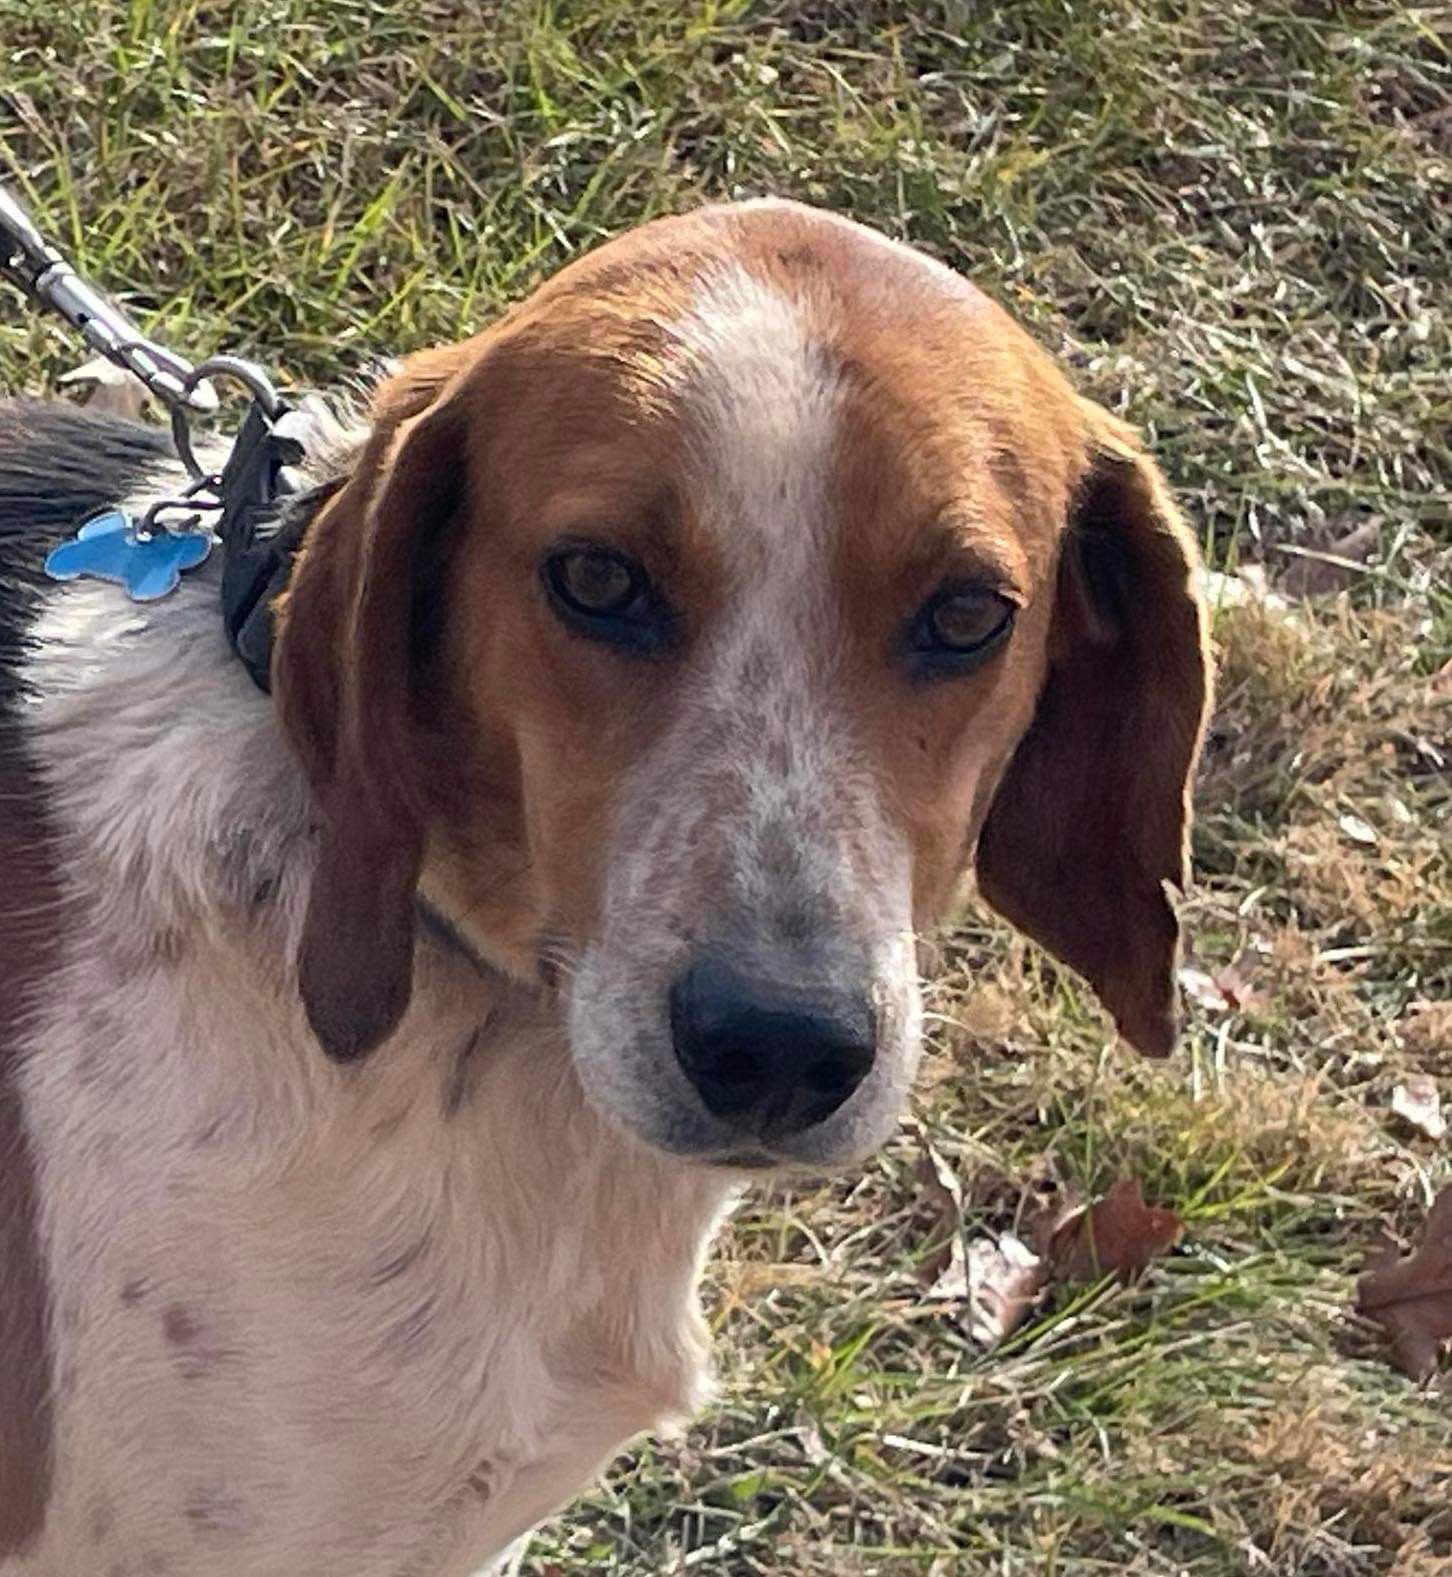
669,954,876,1139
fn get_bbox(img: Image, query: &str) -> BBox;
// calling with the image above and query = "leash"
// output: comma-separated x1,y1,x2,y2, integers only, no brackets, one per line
0,182,306,692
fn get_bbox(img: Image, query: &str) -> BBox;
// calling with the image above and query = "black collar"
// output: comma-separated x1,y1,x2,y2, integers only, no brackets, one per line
215,404,332,693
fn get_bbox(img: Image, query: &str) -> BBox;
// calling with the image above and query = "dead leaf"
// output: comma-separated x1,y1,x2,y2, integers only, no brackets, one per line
1402,1002,1452,1059
798,1418,829,1466
1391,1076,1447,1141
730,1262,823,1297
1338,811,1379,847
925,1172,1179,1341
1039,1178,1183,1282
57,357,157,422
943,985,1019,1056
1213,958,1266,1015
914,1151,1050,1342
1178,958,1265,1016
1357,1186,1452,1381
1198,564,1293,617
964,1233,1046,1345
912,1143,965,1288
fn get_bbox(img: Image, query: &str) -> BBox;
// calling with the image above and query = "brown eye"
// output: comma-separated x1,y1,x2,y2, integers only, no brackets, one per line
542,545,674,655
910,585,1016,673
548,547,642,615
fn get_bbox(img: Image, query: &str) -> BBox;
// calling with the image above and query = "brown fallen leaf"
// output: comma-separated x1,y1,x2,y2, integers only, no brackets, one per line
916,1152,1064,1344
923,1225,1047,1347
1402,1002,1452,1059
1178,957,1266,1017
1357,1186,1452,1381
1213,957,1267,1015
1198,563,1292,615
1039,1178,1183,1282
1178,965,1230,1014
729,1262,823,1297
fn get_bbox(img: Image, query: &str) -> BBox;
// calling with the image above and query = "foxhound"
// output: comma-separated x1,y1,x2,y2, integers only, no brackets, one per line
0,200,1210,1574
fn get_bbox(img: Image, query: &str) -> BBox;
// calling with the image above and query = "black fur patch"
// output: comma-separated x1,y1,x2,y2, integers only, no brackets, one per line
0,399,170,705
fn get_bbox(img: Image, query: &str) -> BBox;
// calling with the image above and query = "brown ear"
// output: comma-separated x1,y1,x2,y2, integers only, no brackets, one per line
273,344,475,1060
976,403,1211,1057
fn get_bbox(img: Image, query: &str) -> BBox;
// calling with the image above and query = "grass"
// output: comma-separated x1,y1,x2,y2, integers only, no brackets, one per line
3,1,1450,1570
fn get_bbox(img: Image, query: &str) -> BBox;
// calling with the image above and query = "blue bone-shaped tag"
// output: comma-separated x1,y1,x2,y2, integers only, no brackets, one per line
45,509,212,601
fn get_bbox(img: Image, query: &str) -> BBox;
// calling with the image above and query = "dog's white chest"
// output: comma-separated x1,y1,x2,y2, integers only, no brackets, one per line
11,572,728,1573
16,951,723,1576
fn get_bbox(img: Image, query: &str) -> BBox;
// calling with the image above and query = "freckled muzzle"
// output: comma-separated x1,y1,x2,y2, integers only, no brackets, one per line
568,867,922,1171
566,617,923,1169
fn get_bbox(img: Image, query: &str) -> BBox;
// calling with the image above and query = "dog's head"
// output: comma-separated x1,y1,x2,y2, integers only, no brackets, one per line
274,200,1210,1169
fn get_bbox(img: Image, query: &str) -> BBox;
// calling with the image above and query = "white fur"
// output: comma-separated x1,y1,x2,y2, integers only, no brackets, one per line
7,442,732,1576
666,261,841,568
568,266,924,1168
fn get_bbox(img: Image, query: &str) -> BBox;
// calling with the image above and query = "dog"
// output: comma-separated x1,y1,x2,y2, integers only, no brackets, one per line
0,199,1210,1574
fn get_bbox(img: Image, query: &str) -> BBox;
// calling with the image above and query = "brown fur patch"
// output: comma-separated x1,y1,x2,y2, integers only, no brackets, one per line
0,731,58,1553
387,1295,438,1356
441,1027,484,1118
368,1233,431,1287
161,1303,201,1345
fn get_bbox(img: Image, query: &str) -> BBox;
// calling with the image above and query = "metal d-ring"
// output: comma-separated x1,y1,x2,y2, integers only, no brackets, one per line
170,355,285,483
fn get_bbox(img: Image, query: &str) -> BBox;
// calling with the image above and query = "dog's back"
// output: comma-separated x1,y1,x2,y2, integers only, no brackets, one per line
0,400,168,1554
0,404,168,1553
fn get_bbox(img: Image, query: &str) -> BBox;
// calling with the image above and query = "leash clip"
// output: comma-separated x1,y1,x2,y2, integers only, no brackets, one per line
1,184,214,417
6,181,306,686
1,181,288,491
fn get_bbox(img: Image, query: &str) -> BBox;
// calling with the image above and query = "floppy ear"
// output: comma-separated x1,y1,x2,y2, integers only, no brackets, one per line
273,344,475,1060
975,402,1211,1057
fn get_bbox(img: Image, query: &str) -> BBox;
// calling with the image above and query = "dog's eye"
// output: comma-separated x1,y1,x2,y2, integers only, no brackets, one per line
909,586,1016,674
542,545,671,654
549,548,643,616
